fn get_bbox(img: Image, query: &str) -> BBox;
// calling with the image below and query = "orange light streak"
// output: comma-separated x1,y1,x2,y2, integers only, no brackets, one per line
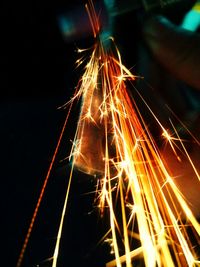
70,4,200,265
16,102,73,267
17,1,200,266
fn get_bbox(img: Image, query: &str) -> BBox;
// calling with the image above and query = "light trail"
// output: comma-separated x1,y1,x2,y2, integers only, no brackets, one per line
16,101,73,267
71,1,200,266
52,167,74,267
17,1,200,266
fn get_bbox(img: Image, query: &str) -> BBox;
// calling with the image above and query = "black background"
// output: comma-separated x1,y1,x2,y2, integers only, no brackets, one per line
1,1,136,266
1,1,195,266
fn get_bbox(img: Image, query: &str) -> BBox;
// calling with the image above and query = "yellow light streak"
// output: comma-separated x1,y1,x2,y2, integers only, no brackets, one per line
70,2,200,265
17,1,200,266
52,167,74,267
16,102,73,267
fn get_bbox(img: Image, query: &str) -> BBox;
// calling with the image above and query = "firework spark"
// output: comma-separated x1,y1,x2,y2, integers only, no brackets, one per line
71,2,200,266
17,1,200,266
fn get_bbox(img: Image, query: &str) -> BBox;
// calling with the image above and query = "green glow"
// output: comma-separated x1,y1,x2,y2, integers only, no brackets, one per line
58,16,75,37
181,10,200,32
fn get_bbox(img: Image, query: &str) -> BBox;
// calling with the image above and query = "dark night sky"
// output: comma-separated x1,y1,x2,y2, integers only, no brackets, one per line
1,1,197,267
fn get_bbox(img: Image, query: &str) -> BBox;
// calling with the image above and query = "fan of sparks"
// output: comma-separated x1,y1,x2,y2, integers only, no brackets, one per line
69,4,200,267
17,2,200,267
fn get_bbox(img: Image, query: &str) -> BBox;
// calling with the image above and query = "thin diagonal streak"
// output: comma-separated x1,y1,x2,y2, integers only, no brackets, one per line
16,104,73,267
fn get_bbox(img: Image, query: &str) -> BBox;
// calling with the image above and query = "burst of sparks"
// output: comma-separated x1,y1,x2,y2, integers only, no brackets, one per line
17,1,200,267
70,2,200,266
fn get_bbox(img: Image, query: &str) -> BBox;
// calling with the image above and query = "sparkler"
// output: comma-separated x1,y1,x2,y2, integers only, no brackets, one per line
17,1,200,266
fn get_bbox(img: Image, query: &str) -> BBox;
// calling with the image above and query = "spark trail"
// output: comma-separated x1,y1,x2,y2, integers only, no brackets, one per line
71,39,200,266
17,1,200,266
70,2,200,266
